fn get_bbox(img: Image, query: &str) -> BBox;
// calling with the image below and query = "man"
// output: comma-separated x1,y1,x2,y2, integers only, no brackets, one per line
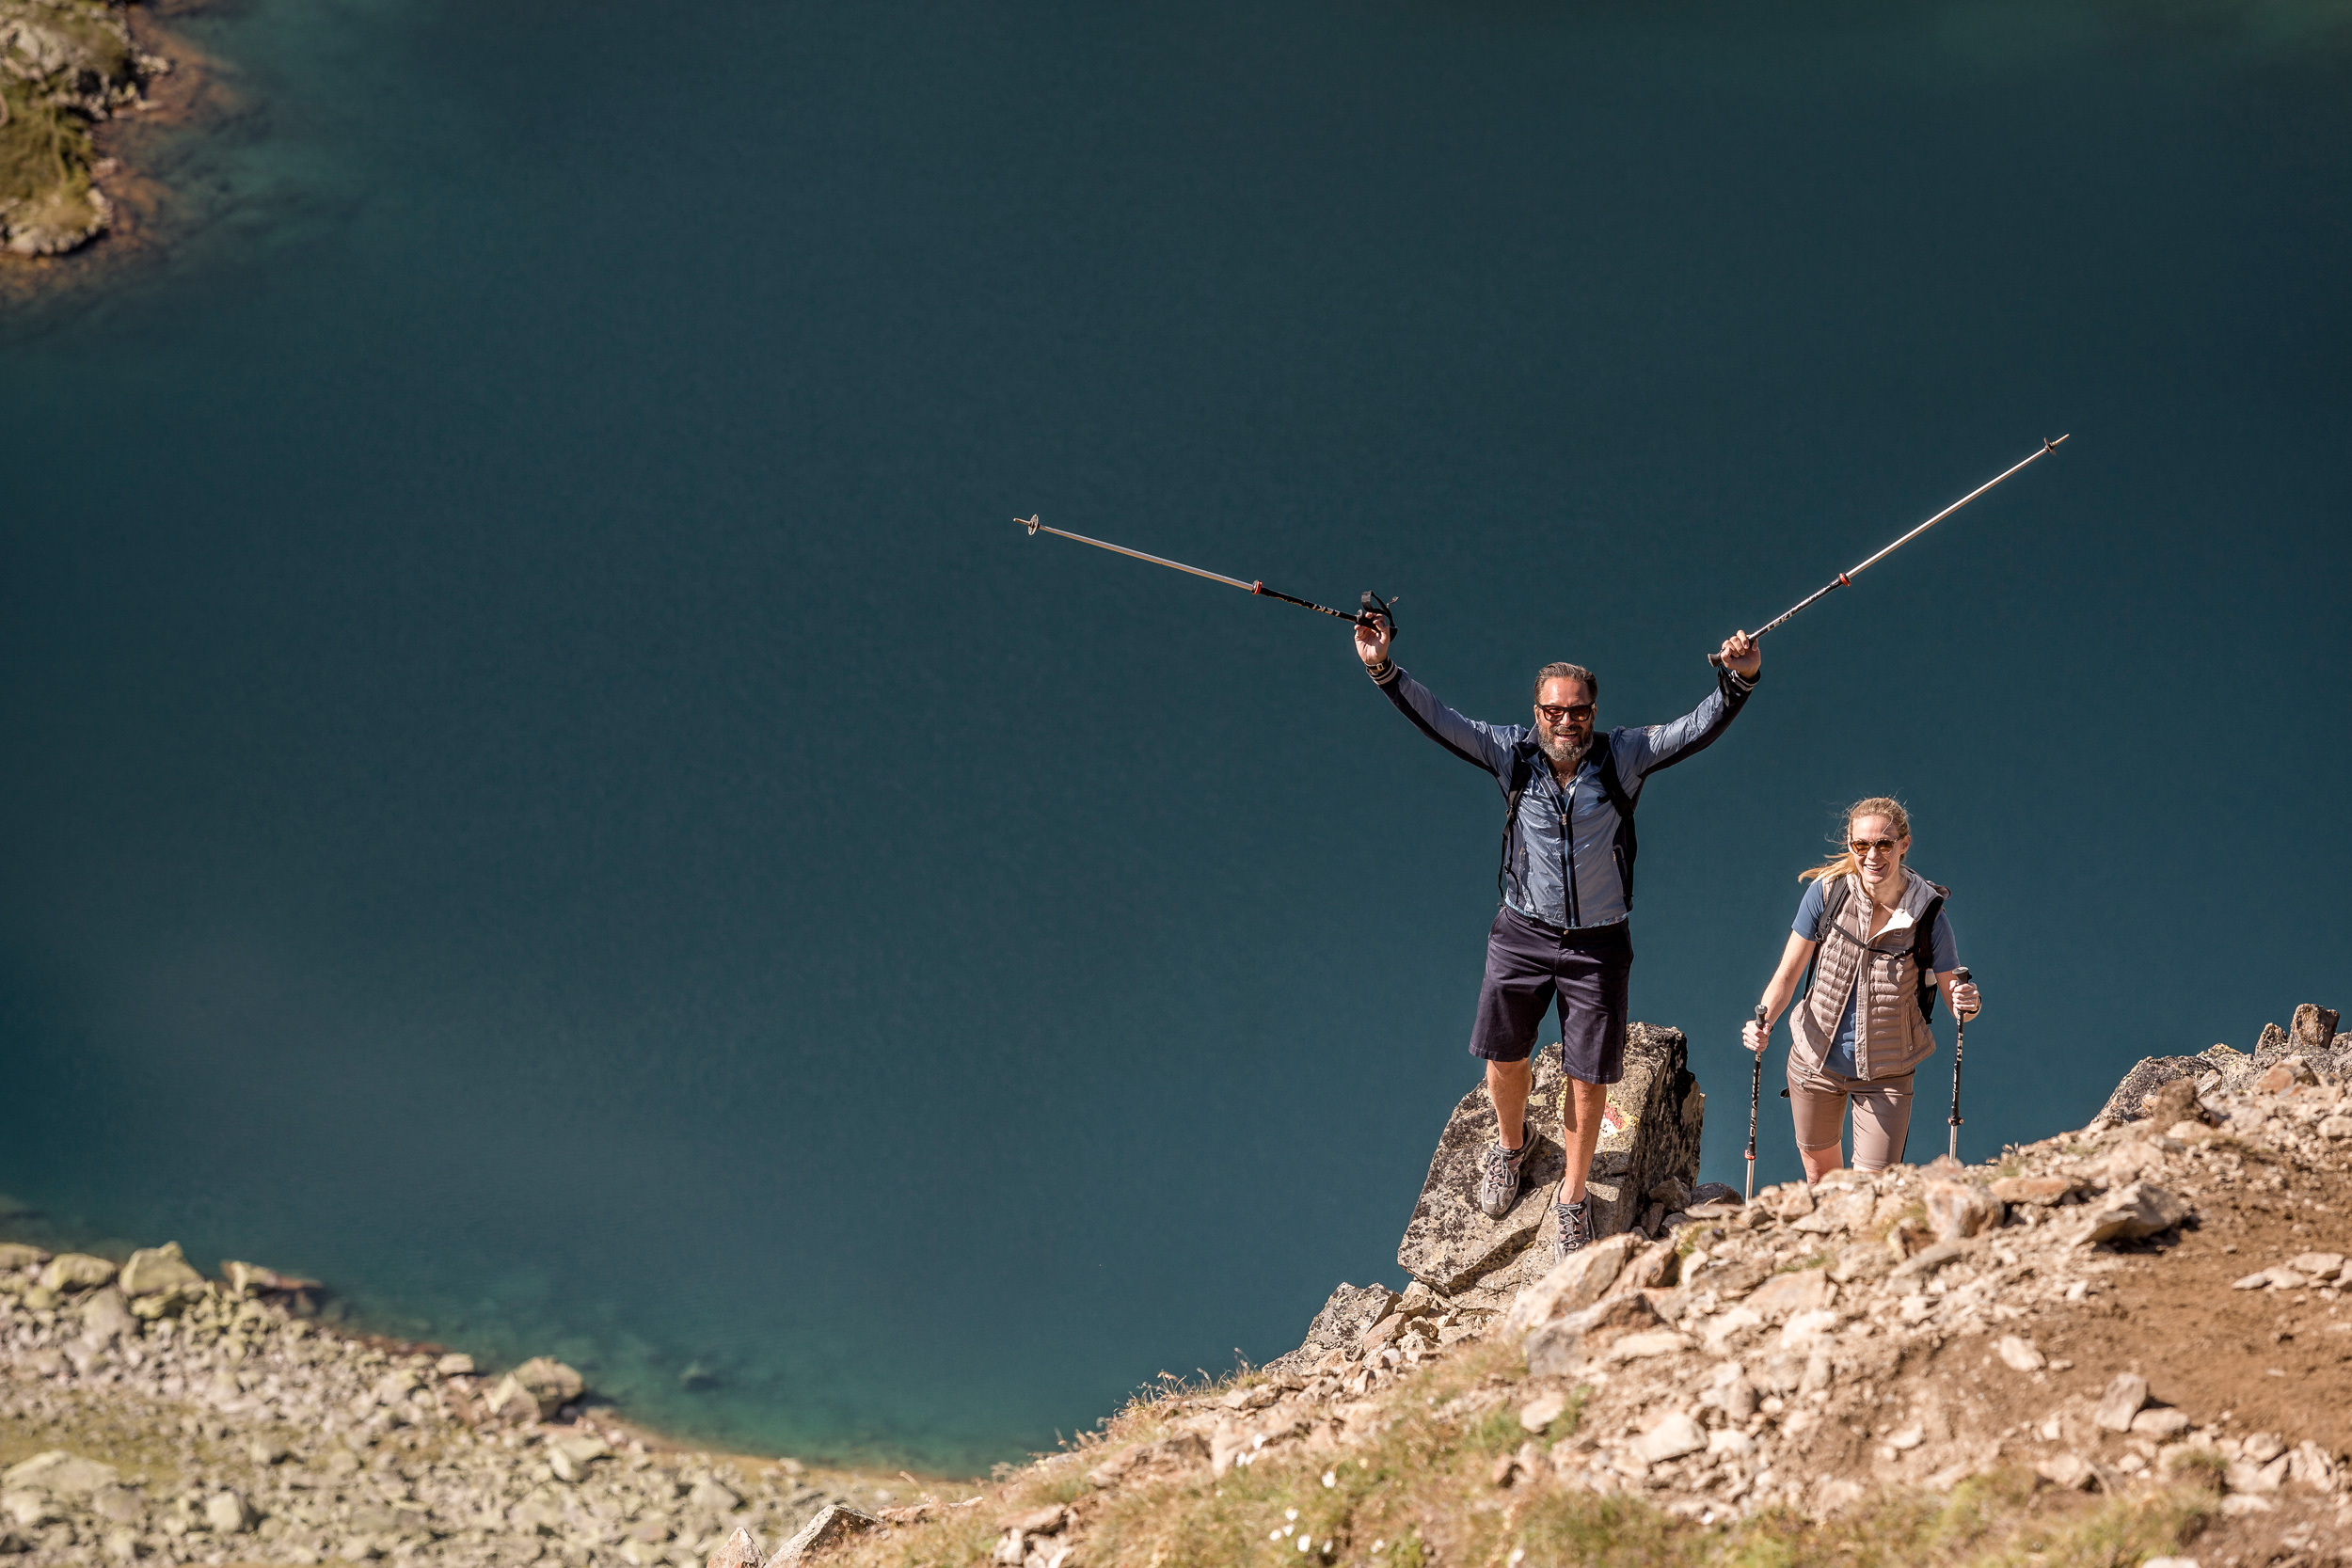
1355,616,1761,1259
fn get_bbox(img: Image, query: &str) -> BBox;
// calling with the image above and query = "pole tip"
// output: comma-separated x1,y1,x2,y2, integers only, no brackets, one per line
1016,515,1041,535
2045,434,2071,452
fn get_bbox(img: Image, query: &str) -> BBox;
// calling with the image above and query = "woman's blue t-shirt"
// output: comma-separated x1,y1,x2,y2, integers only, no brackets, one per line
1794,879,1960,1078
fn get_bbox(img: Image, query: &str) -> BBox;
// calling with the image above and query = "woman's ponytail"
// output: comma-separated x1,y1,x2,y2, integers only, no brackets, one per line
1799,796,1912,883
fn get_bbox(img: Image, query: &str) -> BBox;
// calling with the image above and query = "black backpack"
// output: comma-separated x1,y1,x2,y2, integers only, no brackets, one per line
1804,877,1948,1022
1496,733,1637,912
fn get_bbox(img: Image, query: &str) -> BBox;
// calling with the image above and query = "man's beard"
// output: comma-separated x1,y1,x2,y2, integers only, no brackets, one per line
1537,730,1590,771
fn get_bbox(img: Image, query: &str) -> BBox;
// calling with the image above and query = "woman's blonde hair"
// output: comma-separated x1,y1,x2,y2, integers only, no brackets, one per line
1798,796,1912,884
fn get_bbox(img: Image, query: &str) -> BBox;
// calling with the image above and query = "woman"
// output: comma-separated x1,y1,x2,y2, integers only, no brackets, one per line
1742,797,1980,1180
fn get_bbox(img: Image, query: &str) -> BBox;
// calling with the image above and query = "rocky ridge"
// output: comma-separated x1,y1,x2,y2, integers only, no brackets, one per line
809,1006,2352,1568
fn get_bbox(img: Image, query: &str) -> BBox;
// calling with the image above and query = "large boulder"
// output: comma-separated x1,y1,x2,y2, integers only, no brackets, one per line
1396,1023,1702,1307
119,1242,203,1299
764,1504,876,1566
2097,1054,2222,1124
1263,1282,1398,1376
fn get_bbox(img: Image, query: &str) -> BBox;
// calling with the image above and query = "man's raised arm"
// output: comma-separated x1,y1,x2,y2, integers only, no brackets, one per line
1619,630,1762,781
1355,614,1514,775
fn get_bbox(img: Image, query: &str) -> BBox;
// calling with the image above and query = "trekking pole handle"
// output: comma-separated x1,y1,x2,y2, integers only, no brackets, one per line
1947,967,1971,1136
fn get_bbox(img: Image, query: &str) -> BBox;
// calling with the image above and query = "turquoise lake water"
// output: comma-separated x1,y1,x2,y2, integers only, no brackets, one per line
2,0,2347,1474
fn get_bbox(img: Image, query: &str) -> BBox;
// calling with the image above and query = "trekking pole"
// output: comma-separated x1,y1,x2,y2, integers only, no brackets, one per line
1009,516,1398,632
1947,966,1973,1162
1745,1005,1766,1203
1710,436,2070,668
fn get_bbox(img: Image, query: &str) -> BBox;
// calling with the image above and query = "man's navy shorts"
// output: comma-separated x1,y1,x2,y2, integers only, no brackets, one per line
1469,906,1632,1085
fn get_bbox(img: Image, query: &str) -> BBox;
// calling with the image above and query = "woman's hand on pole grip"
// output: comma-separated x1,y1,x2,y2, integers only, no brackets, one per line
1742,1015,1771,1054
1354,615,1393,668
1951,980,1980,1021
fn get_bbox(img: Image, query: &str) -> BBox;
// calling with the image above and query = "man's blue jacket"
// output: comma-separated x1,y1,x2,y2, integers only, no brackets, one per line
1372,660,1759,928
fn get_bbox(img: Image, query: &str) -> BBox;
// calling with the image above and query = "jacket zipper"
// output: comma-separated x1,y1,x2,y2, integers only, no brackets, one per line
1559,772,1581,927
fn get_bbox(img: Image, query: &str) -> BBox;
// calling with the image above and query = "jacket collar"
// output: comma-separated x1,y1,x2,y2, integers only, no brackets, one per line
1838,866,1933,939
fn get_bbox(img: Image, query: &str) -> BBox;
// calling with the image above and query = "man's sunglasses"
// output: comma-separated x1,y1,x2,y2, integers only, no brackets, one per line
1536,704,1596,725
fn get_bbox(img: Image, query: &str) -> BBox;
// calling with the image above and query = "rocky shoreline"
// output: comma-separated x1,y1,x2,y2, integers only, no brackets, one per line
0,0,168,259
0,1242,920,1567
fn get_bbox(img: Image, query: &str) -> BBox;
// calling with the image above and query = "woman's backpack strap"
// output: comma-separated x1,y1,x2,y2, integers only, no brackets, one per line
1912,883,1948,1020
1801,877,1852,1001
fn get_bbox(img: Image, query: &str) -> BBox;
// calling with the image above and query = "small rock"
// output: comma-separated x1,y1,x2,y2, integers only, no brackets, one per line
1890,1241,1971,1281
998,1504,1068,1535
1989,1176,2077,1207
202,1491,253,1535
1778,1308,1840,1350
1518,1391,1568,1433
1629,1410,1707,1464
2138,1078,2210,1128
2287,1252,2346,1280
549,1433,609,1483
1923,1180,2004,1242
2094,1372,2150,1433
512,1356,586,1417
37,1254,117,1291
2036,1452,2095,1490
2074,1182,2191,1245
688,1477,742,1512
1524,1292,1661,1377
0,1452,119,1498
485,1375,543,1425
1886,1425,1924,1450
1501,1233,1646,1333
78,1287,136,1344
435,1353,476,1376
2131,1407,2191,1440
1605,1329,1691,1362
1744,1268,1832,1322
1994,1336,2045,1371
705,1527,763,1568
0,1243,49,1269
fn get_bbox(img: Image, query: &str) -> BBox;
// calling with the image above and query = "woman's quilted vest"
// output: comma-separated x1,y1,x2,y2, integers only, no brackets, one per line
1791,869,1941,1083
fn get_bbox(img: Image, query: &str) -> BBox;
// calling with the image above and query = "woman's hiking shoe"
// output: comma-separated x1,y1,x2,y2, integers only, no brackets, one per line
1475,1134,1535,1218
1550,1199,1593,1264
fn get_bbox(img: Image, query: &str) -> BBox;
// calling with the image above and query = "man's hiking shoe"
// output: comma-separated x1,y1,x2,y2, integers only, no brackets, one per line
1550,1199,1593,1266
1474,1132,1536,1218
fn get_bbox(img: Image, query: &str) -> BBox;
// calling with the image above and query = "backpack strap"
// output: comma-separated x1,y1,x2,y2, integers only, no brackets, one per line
1912,884,1948,1021
1800,877,1852,1002
1587,733,1638,910
1496,743,1536,906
